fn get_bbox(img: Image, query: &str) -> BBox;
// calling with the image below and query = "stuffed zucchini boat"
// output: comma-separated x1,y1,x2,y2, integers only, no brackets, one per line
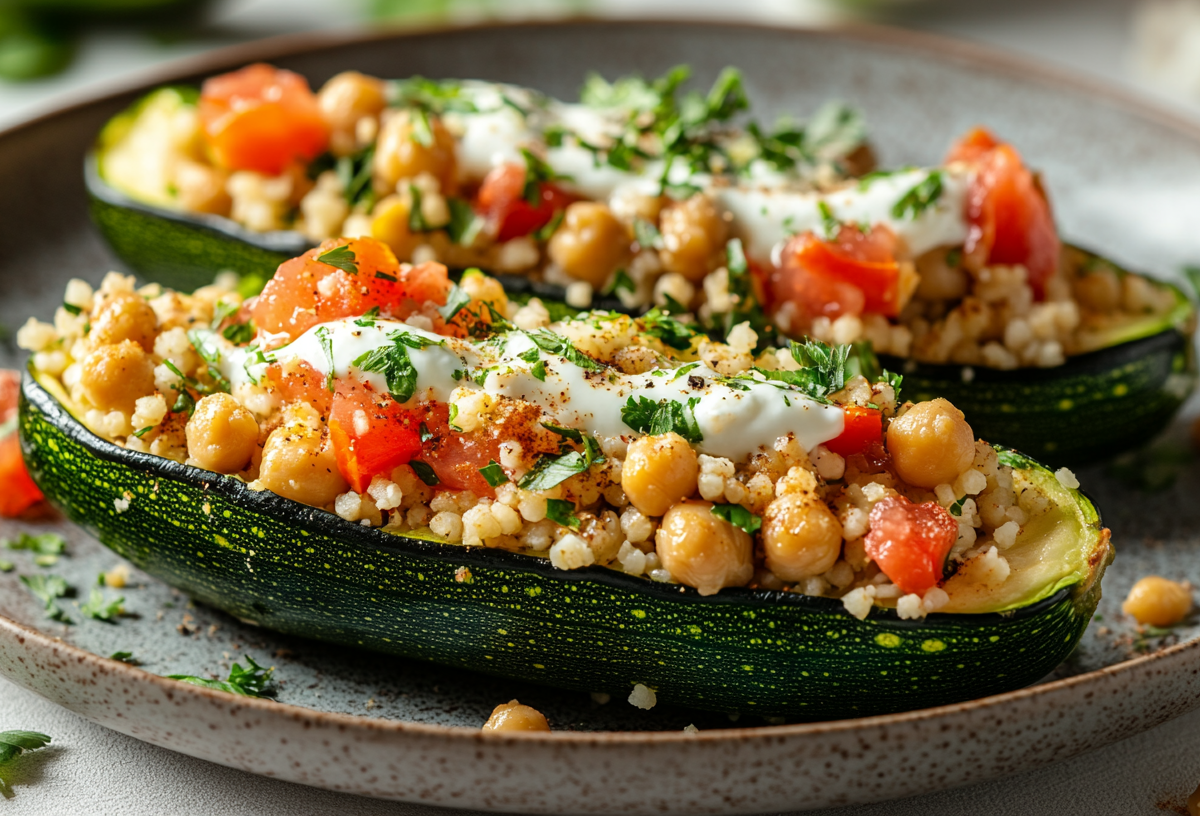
87,64,1196,463
17,237,1111,717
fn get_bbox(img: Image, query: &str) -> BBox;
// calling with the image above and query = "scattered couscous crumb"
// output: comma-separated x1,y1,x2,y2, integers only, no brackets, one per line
481,699,550,732
113,493,131,513
1054,467,1080,489
628,683,657,710
1123,576,1193,626
454,566,472,584
682,723,700,734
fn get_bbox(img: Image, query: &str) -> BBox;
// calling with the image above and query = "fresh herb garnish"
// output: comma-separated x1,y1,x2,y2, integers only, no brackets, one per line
541,422,583,443
354,306,381,327
407,183,432,232
315,326,335,392
518,437,605,491
410,461,440,486
746,101,865,174
410,106,434,146
110,651,138,663
419,422,433,442
20,574,71,623
520,148,571,207
0,730,52,790
533,209,565,242
438,282,472,322
526,330,603,371
388,76,478,115
633,218,663,250
752,339,852,404
316,244,358,275
168,655,275,698
0,561,13,573
621,396,704,442
545,498,580,529
4,532,65,557
710,503,762,535
375,270,398,282
602,268,636,296
478,460,509,488
817,201,840,239
641,308,698,350
186,331,232,393
447,198,485,246
881,368,903,401
79,587,123,622
530,360,547,381
222,320,254,344
352,330,440,403
948,495,968,517
61,301,82,316
891,171,944,220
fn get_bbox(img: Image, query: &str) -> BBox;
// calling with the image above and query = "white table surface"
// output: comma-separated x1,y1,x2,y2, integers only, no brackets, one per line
4,0,1200,812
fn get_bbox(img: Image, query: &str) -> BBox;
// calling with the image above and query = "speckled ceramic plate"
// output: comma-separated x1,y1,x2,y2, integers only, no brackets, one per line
3,20,1200,814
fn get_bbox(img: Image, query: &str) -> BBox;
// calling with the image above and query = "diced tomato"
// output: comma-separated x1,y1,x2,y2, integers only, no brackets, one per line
264,360,332,416
0,369,43,517
945,127,1061,299
415,404,502,496
475,163,576,242
329,380,422,493
250,237,452,341
769,224,902,326
864,495,959,596
824,405,883,457
199,63,329,175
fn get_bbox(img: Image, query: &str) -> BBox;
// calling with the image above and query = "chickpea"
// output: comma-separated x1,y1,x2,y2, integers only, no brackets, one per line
656,500,753,596
90,292,158,351
374,110,458,195
915,247,969,301
80,341,155,414
255,408,348,507
459,270,509,315
658,194,728,284
1122,576,1193,627
185,393,260,474
761,493,843,582
174,159,231,216
318,71,387,156
1073,269,1121,313
621,432,699,517
546,202,630,288
887,398,975,489
481,700,550,732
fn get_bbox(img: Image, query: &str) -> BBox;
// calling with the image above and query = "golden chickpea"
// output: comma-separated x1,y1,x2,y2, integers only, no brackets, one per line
915,247,969,301
658,194,728,284
887,398,976,489
1122,576,1193,627
621,432,699,517
761,493,843,582
546,202,630,288
374,110,458,195
1073,269,1121,313
656,500,753,596
255,411,348,507
185,393,260,474
318,71,387,156
459,270,509,314
90,293,158,351
80,341,155,414
481,700,550,732
174,159,231,216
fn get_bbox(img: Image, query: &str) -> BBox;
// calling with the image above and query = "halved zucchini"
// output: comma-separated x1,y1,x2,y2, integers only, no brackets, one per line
18,371,1112,719
882,253,1197,466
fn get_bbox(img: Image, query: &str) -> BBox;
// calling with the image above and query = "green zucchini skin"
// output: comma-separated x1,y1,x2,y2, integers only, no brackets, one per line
18,375,1111,718
881,322,1197,467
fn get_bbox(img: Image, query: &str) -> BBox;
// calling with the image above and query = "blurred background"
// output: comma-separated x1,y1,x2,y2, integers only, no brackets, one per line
1,0,1200,128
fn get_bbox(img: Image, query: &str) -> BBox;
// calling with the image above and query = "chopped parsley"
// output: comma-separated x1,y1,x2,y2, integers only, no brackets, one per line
61,301,82,316
892,171,944,220
545,498,580,529
186,331,231,393
315,326,335,392
817,200,840,239
752,339,853,403
881,368,904,401
948,495,968,517
110,651,138,664
520,148,571,207
710,503,762,535
410,461,440,486
410,107,434,146
447,403,462,431
745,100,865,174
80,587,123,622
354,306,381,327
533,208,565,242
407,183,433,232
518,436,605,491
633,218,663,250
526,330,603,371
316,244,358,275
375,270,398,282
0,730,52,790
222,320,254,344
419,422,433,442
438,281,472,322
641,308,697,350
20,574,71,623
388,76,478,115
479,460,508,488
447,198,485,246
621,396,703,443
4,531,65,557
530,360,547,381
352,329,440,403
168,655,275,698
541,422,583,443
602,268,635,296
336,143,377,209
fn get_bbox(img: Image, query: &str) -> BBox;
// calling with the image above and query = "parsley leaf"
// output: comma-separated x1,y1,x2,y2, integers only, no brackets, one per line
419,422,433,442
61,301,82,316
948,495,967,517
80,587,124,622
332,143,376,209
408,183,432,232
410,461,440,486
892,171,944,220
533,209,565,242
354,306,381,327
446,198,485,246
641,307,698,350
20,574,71,623
478,460,509,488
602,268,635,296
110,651,137,663
0,730,52,779
526,330,603,371
352,330,439,403
530,360,547,381
710,503,762,535
438,281,473,322
518,436,605,491
185,332,231,393
545,498,580,529
817,200,840,239
315,326,335,392
520,148,571,207
388,76,478,115
633,218,663,250
4,532,65,556
541,422,583,443
753,339,852,403
222,320,254,344
621,396,703,442
882,368,903,401
168,655,275,698
317,244,358,275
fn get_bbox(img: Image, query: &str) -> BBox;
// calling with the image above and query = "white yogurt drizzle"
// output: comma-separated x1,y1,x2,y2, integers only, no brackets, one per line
441,80,971,262
201,318,846,461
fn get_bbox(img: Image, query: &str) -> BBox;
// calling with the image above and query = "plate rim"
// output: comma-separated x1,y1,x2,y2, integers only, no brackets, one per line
3,15,1198,743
